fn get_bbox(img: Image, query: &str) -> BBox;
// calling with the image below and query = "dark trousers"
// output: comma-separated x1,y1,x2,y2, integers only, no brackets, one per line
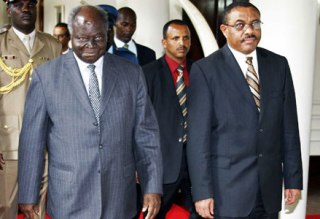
215,189,278,219
156,148,200,219
133,148,200,219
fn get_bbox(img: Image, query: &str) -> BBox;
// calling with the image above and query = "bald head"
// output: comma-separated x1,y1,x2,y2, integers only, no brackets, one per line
68,5,108,35
68,5,108,63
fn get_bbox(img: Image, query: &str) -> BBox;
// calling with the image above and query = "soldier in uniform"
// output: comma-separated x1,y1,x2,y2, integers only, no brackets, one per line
0,0,61,218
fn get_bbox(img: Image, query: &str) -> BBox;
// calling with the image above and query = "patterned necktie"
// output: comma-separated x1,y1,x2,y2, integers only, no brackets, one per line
87,64,101,124
246,57,260,111
23,35,32,53
123,43,129,49
176,65,187,143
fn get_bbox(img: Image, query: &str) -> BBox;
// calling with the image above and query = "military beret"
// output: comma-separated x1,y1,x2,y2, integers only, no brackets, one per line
97,4,118,26
3,0,37,4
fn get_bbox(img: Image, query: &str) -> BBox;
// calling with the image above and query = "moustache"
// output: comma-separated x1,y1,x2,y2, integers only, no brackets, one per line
177,46,187,51
241,35,257,43
21,12,32,18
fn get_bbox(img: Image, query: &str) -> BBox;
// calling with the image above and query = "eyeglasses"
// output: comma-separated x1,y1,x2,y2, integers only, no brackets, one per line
224,21,263,31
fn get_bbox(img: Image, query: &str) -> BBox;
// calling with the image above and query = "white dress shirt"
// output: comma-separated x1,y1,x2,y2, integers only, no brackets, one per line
73,53,104,95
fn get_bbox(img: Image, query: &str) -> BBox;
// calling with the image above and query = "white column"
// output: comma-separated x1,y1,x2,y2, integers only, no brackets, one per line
310,1,320,156
251,0,317,218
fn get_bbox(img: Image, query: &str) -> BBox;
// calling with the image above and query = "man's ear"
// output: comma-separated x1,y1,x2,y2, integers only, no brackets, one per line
220,24,228,39
162,38,167,49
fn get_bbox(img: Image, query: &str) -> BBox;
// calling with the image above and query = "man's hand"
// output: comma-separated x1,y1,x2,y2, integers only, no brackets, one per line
0,153,5,170
142,193,161,219
285,189,301,205
19,204,39,219
195,198,214,219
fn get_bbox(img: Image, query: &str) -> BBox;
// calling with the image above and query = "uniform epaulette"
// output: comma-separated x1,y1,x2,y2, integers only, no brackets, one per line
0,25,10,34
0,28,8,34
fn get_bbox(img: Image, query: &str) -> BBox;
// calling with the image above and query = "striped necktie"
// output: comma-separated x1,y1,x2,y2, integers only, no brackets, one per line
87,64,101,124
176,65,187,143
246,57,260,111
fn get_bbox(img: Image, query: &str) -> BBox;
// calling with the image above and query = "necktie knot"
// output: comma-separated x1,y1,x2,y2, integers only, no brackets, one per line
87,64,96,72
177,65,184,74
246,56,253,65
123,43,129,49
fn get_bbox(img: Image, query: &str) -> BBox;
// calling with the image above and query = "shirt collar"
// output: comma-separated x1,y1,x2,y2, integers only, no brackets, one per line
228,44,258,76
12,27,36,46
73,52,104,71
113,37,137,55
165,54,187,74
114,37,133,48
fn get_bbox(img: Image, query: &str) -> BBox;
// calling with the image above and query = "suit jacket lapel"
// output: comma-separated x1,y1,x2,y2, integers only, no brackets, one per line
159,57,182,115
31,31,45,56
100,54,118,116
222,45,258,112
256,48,270,121
7,28,29,56
64,52,93,115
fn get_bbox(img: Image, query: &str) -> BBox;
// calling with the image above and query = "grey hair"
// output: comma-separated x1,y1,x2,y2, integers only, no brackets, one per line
67,5,109,35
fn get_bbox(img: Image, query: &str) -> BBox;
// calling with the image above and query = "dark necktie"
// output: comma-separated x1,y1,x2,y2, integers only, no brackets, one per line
87,64,101,124
246,57,260,111
176,65,187,143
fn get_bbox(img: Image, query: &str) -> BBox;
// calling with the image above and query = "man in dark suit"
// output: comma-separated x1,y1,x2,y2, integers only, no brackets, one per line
18,5,162,219
109,7,156,66
187,2,302,219
143,19,199,219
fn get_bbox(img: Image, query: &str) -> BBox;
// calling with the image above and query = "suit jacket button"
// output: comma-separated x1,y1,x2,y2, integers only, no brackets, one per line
93,122,98,126
259,128,263,133
99,144,103,149
178,138,182,142
258,153,263,157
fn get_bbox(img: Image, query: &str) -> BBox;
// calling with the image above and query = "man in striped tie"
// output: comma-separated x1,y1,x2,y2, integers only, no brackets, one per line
187,2,302,219
143,19,199,218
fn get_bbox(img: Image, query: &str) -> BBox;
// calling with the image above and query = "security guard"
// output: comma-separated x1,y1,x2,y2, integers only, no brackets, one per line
0,0,61,218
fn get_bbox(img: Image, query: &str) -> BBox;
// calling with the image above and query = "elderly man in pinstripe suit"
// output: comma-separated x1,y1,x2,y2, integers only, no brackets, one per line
18,5,162,219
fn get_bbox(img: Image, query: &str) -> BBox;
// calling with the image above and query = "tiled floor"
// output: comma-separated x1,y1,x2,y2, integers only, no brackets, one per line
307,156,320,215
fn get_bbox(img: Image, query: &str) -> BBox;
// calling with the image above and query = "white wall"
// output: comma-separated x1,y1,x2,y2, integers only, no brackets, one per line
251,0,317,218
